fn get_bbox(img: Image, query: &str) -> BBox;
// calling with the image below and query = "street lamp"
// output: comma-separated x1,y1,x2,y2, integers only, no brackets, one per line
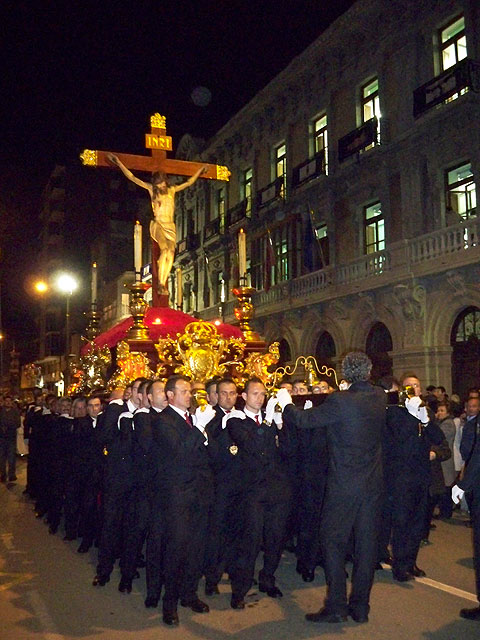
55,272,79,391
33,280,49,358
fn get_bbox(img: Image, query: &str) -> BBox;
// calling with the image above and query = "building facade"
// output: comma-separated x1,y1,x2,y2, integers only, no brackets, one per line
171,0,480,397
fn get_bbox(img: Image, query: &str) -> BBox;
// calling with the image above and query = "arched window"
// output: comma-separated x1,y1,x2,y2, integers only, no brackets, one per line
315,331,336,367
366,322,393,381
451,307,480,398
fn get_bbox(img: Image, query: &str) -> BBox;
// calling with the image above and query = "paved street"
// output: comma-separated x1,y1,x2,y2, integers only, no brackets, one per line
1,458,479,640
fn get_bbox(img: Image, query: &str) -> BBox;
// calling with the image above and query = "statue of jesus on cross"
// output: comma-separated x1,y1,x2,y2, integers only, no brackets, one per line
107,153,207,295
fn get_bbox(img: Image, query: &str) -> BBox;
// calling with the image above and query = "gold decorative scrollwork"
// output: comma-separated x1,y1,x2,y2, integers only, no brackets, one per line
150,113,166,129
269,355,338,391
155,321,245,383
69,342,111,394
108,341,154,390
242,342,280,387
79,149,98,166
216,165,231,181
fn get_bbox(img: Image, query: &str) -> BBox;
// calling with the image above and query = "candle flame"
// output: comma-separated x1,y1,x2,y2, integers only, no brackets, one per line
93,262,97,268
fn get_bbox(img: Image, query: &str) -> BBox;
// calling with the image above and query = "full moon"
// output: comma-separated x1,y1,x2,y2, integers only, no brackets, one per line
191,86,212,107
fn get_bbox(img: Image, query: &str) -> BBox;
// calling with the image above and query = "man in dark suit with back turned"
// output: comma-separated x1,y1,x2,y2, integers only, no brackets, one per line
151,374,215,626
278,351,385,624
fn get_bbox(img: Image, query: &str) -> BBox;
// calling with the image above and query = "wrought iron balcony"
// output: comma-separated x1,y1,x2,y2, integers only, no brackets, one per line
226,199,250,228
413,58,480,118
256,177,284,209
338,118,378,163
203,218,222,242
176,233,199,255
292,154,326,188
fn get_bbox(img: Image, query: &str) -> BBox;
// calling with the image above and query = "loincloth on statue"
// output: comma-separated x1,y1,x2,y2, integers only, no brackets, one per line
150,220,176,252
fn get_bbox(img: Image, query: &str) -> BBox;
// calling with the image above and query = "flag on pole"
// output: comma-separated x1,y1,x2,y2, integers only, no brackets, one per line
264,229,276,292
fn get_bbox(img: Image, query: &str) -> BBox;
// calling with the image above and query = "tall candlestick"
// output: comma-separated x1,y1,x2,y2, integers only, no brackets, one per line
91,262,98,304
238,228,246,283
134,220,142,276
176,267,183,308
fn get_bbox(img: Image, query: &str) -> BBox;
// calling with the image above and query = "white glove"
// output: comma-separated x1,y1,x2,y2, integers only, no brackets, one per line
272,411,283,428
264,396,278,424
276,388,293,410
221,408,245,430
303,400,313,410
405,396,429,423
451,484,465,504
194,404,216,429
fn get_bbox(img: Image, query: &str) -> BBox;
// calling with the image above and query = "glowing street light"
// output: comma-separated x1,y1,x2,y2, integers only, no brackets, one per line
34,280,48,294
55,272,79,390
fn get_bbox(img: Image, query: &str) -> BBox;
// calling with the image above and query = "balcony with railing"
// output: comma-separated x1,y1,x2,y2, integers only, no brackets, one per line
203,218,222,242
256,178,284,210
413,58,480,118
292,154,326,189
226,199,250,228
176,233,200,255
248,217,480,315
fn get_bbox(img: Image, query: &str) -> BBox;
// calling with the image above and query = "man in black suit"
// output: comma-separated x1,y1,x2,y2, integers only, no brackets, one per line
203,378,241,595
278,352,385,624
384,374,446,582
453,412,480,620
226,377,293,610
92,378,145,586
152,375,214,626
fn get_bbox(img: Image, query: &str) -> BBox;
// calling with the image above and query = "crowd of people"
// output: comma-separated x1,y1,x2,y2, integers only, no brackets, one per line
1,353,480,626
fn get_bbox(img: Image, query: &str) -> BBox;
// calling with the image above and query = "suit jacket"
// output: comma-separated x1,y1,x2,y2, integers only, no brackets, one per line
205,405,241,481
227,411,293,494
151,405,212,504
284,381,385,495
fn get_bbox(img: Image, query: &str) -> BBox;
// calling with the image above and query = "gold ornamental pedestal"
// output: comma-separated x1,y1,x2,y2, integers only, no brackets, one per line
85,304,101,341
127,281,151,342
232,285,266,354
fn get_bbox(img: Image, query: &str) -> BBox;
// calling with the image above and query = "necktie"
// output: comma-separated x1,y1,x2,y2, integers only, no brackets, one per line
255,415,260,425
184,412,193,427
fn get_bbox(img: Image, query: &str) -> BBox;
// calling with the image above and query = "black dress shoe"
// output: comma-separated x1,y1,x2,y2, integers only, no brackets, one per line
0,475,6,483
48,525,58,535
392,570,414,582
92,574,109,586
382,555,393,566
163,611,179,626
460,606,480,620
180,597,209,613
412,565,426,577
77,542,90,553
259,584,283,598
375,562,384,570
63,534,76,541
8,475,17,481
231,596,245,609
306,608,347,623
118,576,132,593
133,570,140,579
145,596,159,608
348,607,369,623
302,570,314,582
205,583,219,596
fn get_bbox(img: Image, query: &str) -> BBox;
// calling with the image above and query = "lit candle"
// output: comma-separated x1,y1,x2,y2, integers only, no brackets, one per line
176,267,183,308
238,228,246,283
91,262,97,304
134,220,142,276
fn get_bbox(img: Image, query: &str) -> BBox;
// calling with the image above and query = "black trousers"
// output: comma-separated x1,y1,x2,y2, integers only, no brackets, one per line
120,485,149,580
64,465,98,543
204,479,242,586
229,483,291,600
321,488,381,616
391,481,428,574
296,469,327,571
145,494,164,601
0,437,16,479
470,490,480,602
162,488,209,612
377,491,393,562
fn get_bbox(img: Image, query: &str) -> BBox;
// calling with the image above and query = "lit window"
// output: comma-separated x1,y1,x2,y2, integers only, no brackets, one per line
213,187,226,231
446,162,476,220
312,114,328,174
242,168,253,216
274,143,287,198
364,202,385,254
440,16,467,71
361,78,380,147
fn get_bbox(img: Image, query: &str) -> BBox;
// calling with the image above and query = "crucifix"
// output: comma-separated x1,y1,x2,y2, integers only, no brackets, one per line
80,113,230,307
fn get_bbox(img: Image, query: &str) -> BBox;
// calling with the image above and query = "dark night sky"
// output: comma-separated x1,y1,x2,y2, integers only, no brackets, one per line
0,0,355,354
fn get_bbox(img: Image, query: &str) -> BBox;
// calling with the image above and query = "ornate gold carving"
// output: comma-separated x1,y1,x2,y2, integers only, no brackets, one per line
108,341,154,390
216,165,231,181
150,113,166,129
269,356,338,391
242,342,280,386
128,281,151,341
80,149,98,166
155,321,245,382
232,286,260,342
69,342,111,394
